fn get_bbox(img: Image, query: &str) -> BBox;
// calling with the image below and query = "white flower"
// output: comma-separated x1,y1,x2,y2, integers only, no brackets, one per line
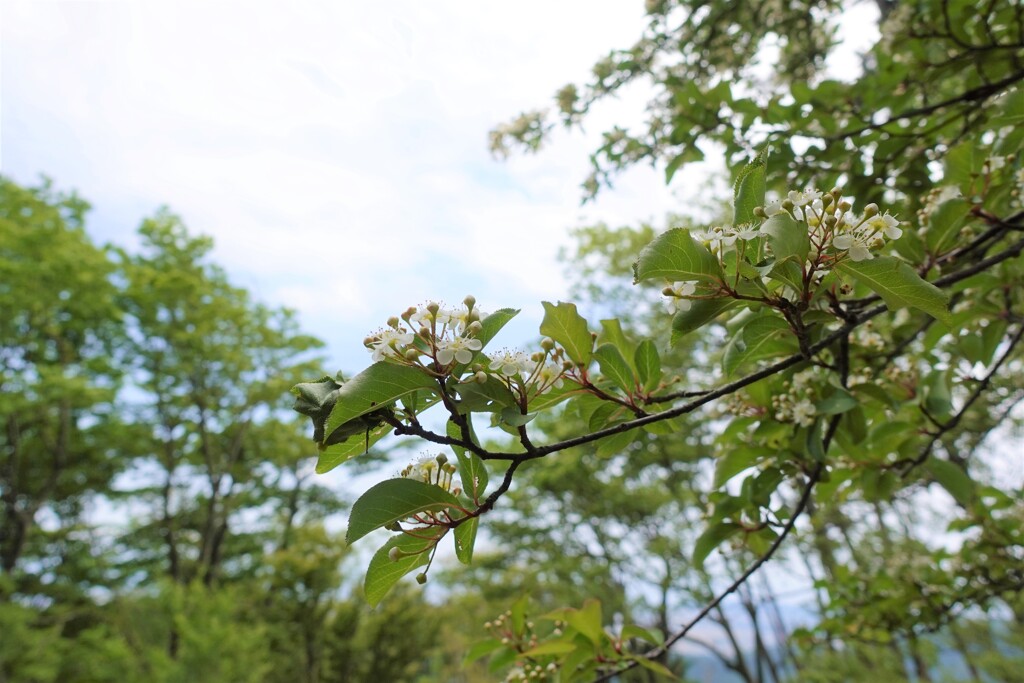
787,189,822,207
792,399,816,427
763,199,786,216
832,230,874,261
532,362,565,393
866,213,903,240
665,280,697,313
436,336,483,365
369,328,415,361
735,225,760,240
985,156,1007,172
489,349,534,377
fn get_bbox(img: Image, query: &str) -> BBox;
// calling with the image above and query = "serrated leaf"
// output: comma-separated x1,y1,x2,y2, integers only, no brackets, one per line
454,516,478,564
670,298,737,344
633,228,725,285
364,533,437,607
315,421,393,474
835,257,951,326
926,458,975,506
599,319,637,373
733,147,769,225
722,316,793,376
540,301,593,366
324,363,436,440
769,258,804,292
761,213,809,264
347,478,460,544
634,340,662,391
593,343,635,394
693,522,741,569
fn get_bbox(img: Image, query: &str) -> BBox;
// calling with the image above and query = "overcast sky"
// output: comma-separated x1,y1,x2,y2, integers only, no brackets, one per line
2,1,709,374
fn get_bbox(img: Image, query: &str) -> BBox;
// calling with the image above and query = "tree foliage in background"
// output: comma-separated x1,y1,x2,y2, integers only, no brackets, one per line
291,0,1024,681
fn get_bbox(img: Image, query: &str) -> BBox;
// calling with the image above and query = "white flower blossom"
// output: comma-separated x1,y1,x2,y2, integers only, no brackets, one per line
788,189,823,207
489,349,534,377
792,399,817,427
866,213,903,240
832,229,874,261
369,328,415,361
436,336,483,365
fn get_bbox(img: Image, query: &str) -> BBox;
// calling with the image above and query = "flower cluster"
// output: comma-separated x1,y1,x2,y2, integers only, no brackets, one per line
771,368,819,427
477,340,566,397
763,187,905,263
363,296,485,373
400,452,461,496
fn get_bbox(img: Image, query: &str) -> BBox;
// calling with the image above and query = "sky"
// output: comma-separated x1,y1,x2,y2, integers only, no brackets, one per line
2,1,700,374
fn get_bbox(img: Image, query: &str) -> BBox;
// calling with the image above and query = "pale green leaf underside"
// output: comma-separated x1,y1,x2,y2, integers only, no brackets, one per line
347,478,459,544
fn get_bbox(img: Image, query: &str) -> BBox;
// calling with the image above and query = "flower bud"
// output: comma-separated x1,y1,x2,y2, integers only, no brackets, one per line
435,453,448,465
468,321,483,335
830,187,843,198
838,200,852,213
426,301,440,315
863,203,879,217
753,206,767,218
781,198,795,211
404,348,419,361
416,572,428,585
821,194,834,209
824,215,837,228
540,337,555,351
363,336,375,347
388,547,401,562
662,286,675,296
474,370,488,384
387,316,400,328
403,306,417,321
463,294,476,309
418,326,431,338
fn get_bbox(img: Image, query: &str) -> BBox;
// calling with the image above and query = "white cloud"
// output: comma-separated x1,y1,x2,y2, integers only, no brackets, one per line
3,1,687,372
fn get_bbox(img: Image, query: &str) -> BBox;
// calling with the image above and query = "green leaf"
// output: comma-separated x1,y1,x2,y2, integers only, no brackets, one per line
629,655,678,680
633,228,725,285
453,516,478,564
446,420,489,499
815,387,859,415
693,522,741,569
453,307,519,374
925,198,971,254
670,298,737,344
761,213,809,264
665,145,704,183
599,319,637,373
565,599,605,646
621,624,664,646
733,147,769,226
926,459,975,506
835,257,951,326
522,641,578,656
769,258,804,292
540,301,593,366
634,340,662,392
593,343,635,394
722,316,793,376
463,638,505,665
364,532,437,607
315,421,393,474
324,363,436,441
347,478,460,544
713,446,761,489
